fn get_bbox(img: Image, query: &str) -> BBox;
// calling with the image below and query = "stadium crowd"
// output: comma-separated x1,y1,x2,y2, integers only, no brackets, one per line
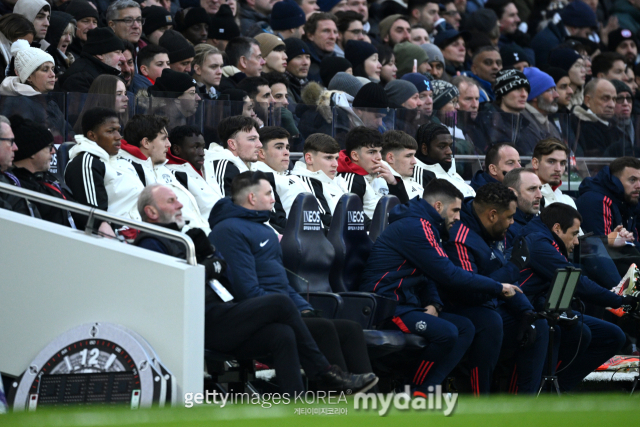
2,0,640,399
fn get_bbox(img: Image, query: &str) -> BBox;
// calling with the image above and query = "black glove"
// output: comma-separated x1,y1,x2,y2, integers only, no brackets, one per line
621,292,640,313
185,228,215,262
515,310,538,348
201,255,227,282
301,309,322,318
510,236,530,270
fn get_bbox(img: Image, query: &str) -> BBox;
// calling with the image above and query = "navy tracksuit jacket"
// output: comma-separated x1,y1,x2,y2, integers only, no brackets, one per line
506,208,535,248
469,170,499,192
576,166,640,246
442,198,548,394
516,216,625,390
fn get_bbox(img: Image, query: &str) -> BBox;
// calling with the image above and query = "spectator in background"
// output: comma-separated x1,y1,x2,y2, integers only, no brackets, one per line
441,0,461,30
0,14,35,81
386,79,422,110
284,37,310,103
346,0,369,33
239,0,274,35
271,0,306,40
264,72,301,137
548,48,586,109
159,30,196,73
302,12,337,82
107,0,144,52
328,71,363,100
352,82,391,131
221,37,264,90
378,44,397,87
531,0,597,67
403,72,433,118
394,41,430,79
255,33,287,74
610,79,635,156
409,25,429,46
434,28,469,80
142,68,202,129
544,67,573,116
467,45,502,103
200,0,223,14
379,14,410,47
485,0,535,66
407,0,440,36
469,141,521,190
592,52,628,82
317,0,348,14
345,40,380,83
421,43,445,79
431,80,465,140
179,7,210,46
499,43,528,71
73,75,129,135
13,0,50,46
464,8,500,46
294,0,319,16
334,10,364,58
132,44,170,95
141,6,174,46
319,56,352,88
608,28,639,66
237,76,274,124
44,11,75,77
192,44,223,99
208,4,240,51
120,41,135,89
64,0,99,58
613,0,640,35
452,75,480,144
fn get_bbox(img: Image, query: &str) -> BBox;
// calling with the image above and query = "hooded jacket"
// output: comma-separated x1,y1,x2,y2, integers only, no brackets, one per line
14,0,49,23
506,207,535,248
209,197,313,311
65,134,144,220
166,151,223,222
576,166,639,245
385,162,423,203
572,105,626,158
412,157,476,198
202,144,251,197
291,160,346,227
253,160,312,218
337,150,381,219
57,52,121,93
516,216,623,311
469,170,499,191
117,141,210,233
359,197,503,316
530,20,567,67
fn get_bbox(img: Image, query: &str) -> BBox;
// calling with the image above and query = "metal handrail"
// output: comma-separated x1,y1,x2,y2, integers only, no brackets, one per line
0,182,197,266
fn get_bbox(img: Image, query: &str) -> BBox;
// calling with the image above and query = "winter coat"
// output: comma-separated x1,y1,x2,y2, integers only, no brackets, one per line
412,158,475,198
253,160,312,218
0,171,40,217
65,134,144,220
505,208,535,249
301,37,334,83
57,52,121,93
530,20,567,67
469,170,498,191
516,216,623,311
359,197,503,316
576,166,639,245
209,197,313,311
517,104,562,156
467,105,537,155
239,6,269,36
572,105,626,157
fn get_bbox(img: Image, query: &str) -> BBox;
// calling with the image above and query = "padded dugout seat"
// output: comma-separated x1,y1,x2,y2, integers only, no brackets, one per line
369,195,400,242
55,141,76,184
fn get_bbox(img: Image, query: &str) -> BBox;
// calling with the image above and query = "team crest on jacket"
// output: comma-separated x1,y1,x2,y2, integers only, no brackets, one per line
162,174,172,183
415,320,427,332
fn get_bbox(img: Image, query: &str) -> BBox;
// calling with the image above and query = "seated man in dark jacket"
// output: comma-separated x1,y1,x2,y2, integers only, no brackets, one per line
516,203,636,391
469,142,521,191
209,171,378,392
57,28,125,93
443,183,547,394
360,178,521,397
503,167,542,248
135,184,375,395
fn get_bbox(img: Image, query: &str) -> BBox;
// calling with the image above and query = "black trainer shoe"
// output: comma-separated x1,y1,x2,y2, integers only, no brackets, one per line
319,365,379,393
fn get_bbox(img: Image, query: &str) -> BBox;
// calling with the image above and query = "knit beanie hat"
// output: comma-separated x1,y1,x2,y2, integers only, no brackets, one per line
385,79,418,107
353,82,389,109
401,72,431,93
434,29,470,50
321,56,352,87
83,28,125,55
271,0,306,31
63,0,98,22
11,40,54,83
611,79,632,95
159,30,196,63
180,6,209,31
431,80,459,110
209,5,240,41
328,71,363,98
493,69,530,98
142,6,173,36
394,42,429,78
523,67,555,101
180,0,200,8
608,28,639,52
421,43,444,65
559,0,597,28
221,88,248,102
547,48,582,73
344,40,378,71
464,8,498,33
500,43,528,69
14,0,50,23
45,11,75,48
149,68,197,98
255,33,285,58
317,0,342,12
284,36,308,60
379,14,404,42
540,66,567,85
10,114,54,162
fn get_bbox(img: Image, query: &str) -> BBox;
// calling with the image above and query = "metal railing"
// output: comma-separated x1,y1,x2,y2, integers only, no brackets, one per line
0,182,197,266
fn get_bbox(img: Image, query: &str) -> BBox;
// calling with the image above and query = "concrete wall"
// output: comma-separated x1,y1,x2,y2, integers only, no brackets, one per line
0,208,204,403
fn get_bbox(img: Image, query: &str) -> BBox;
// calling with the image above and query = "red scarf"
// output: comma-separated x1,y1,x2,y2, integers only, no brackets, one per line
120,139,147,160
166,150,203,177
337,150,368,176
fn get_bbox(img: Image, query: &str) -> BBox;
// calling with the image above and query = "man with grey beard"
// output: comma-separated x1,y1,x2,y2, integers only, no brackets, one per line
516,67,562,156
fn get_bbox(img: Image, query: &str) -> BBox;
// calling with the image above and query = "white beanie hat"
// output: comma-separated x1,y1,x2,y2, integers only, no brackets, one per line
11,40,54,84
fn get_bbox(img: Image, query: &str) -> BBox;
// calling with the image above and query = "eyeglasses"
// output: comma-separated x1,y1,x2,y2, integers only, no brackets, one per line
616,95,633,104
442,11,460,17
0,137,15,144
346,29,368,36
112,17,145,26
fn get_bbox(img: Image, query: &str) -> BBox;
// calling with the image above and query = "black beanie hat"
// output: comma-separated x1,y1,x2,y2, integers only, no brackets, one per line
45,11,75,48
500,43,529,69
608,28,639,52
541,66,568,84
320,56,352,87
353,82,390,109
493,69,530,98
180,7,210,31
142,6,174,36
63,0,99,21
10,115,54,162
611,79,632,95
284,37,308,60
209,5,240,41
159,30,196,63
271,0,306,31
344,40,378,72
149,68,197,98
83,28,125,55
